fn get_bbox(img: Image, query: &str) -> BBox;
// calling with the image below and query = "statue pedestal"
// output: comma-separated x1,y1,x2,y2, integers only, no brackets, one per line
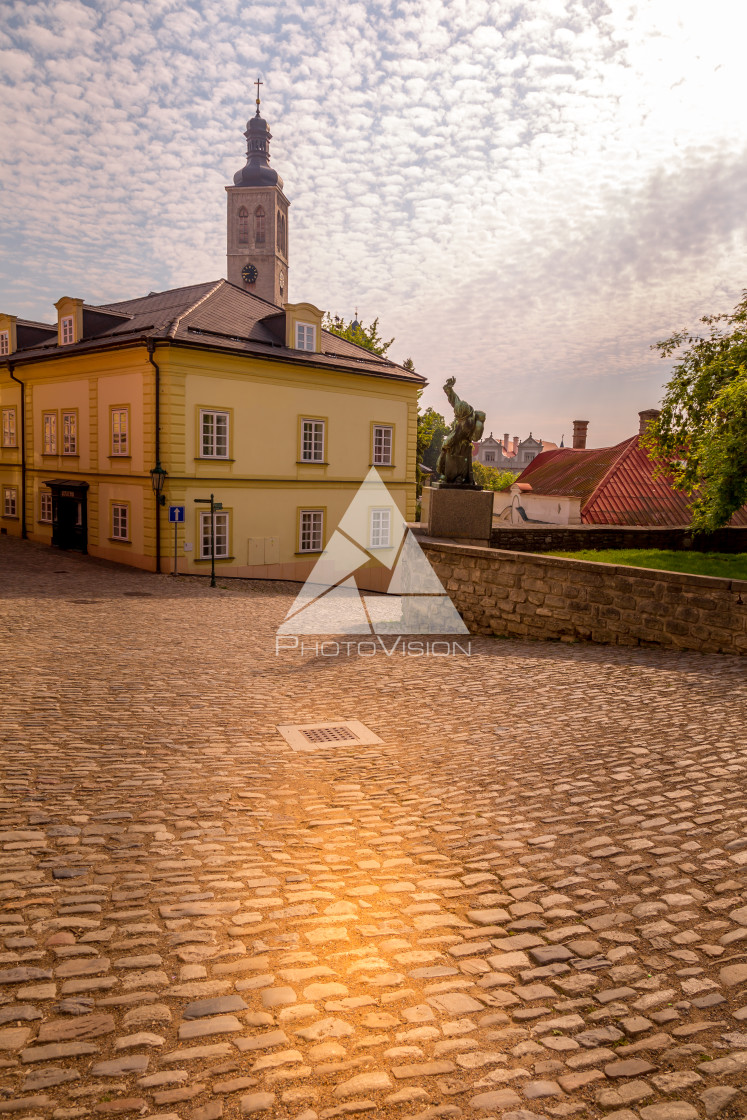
421,486,493,544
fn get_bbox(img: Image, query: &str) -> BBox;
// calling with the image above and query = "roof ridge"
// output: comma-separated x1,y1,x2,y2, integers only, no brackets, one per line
581,435,638,514
167,279,226,339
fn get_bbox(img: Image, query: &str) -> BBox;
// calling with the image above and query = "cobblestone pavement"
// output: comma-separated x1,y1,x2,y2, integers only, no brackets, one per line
2,535,747,1120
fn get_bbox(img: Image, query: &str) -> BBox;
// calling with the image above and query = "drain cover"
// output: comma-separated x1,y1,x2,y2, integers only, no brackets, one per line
276,721,383,752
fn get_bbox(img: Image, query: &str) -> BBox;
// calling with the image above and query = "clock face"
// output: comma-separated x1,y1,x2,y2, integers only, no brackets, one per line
242,263,258,284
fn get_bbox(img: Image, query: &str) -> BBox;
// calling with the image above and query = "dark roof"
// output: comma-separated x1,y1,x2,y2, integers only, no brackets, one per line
518,437,747,527
2,280,424,386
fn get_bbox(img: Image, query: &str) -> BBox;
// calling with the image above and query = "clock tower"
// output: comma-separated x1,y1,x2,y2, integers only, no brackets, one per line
226,85,289,307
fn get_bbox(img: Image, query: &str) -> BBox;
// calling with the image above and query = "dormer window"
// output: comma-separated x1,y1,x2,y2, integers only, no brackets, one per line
296,323,315,351
61,316,74,345
238,207,249,244
0,331,8,356
254,206,265,245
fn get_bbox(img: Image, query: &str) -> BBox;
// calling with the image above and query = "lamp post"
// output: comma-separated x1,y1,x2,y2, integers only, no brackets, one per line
150,462,167,574
194,494,221,588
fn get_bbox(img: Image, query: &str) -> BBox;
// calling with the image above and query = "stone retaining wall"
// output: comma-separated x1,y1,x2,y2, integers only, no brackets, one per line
420,539,747,655
489,524,747,553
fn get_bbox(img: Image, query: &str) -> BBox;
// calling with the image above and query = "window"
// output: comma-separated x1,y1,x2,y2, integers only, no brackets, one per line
279,212,286,256
40,492,52,523
238,206,249,244
199,510,229,559
254,206,265,245
301,419,325,462
3,487,17,517
484,452,495,462
0,331,9,356
112,503,129,541
43,412,57,454
62,411,77,455
373,425,393,466
111,408,128,455
299,510,323,553
369,508,391,549
279,270,285,299
61,316,74,345
2,408,16,447
296,323,315,351
200,410,229,458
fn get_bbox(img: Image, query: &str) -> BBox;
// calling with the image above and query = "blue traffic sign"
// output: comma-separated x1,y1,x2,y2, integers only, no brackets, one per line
168,505,185,523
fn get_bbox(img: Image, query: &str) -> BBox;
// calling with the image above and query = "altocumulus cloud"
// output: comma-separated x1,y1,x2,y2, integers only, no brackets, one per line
1,0,745,444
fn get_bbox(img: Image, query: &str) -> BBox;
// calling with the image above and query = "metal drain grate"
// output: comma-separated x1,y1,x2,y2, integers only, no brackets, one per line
276,721,383,752
301,725,359,744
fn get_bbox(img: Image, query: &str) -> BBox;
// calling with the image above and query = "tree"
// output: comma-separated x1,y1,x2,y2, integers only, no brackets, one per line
416,405,448,494
323,313,394,356
644,291,747,532
472,462,517,492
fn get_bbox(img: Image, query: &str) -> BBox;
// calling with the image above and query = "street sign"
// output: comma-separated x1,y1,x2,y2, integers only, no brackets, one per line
213,503,223,510
168,505,185,523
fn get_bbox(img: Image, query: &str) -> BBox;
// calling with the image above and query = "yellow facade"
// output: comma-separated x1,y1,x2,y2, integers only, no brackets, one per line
0,338,419,585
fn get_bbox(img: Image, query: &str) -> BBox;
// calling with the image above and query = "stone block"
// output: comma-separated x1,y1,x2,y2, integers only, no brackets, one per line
424,487,493,542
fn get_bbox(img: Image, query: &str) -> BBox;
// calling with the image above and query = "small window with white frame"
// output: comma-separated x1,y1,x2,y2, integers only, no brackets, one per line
62,411,77,455
40,491,53,523
295,323,315,351
2,407,16,447
61,316,74,345
200,409,229,458
43,412,57,454
484,452,495,462
0,331,9,356
301,419,325,462
199,510,229,559
111,503,129,541
111,408,128,455
369,508,391,549
3,487,17,517
299,509,323,553
373,424,393,466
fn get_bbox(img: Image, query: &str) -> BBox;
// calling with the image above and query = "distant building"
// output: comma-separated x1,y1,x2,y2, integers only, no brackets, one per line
474,431,558,472
496,411,747,527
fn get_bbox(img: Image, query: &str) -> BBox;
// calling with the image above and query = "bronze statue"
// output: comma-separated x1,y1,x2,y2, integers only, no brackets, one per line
435,377,486,486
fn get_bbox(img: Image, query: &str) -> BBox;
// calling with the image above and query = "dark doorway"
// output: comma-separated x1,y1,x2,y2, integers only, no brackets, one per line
45,480,89,553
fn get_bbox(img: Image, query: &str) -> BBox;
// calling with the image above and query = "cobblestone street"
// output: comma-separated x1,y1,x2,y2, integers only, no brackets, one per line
3,535,747,1120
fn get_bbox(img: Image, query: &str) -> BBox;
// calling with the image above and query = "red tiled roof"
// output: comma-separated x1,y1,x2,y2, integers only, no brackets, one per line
514,436,746,527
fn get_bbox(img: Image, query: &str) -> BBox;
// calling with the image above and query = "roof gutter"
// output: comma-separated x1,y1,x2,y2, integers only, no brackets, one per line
146,340,164,575
8,361,27,539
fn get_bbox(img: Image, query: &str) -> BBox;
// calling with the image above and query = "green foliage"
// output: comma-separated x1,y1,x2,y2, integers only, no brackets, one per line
472,461,517,491
323,313,394,356
644,292,747,531
546,549,747,580
417,405,448,477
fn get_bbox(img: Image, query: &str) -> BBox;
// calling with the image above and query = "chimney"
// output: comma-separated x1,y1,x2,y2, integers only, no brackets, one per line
512,436,519,454
638,409,660,436
503,432,509,451
572,420,589,450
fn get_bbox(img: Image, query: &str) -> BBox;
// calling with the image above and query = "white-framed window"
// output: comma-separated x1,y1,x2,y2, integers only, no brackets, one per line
299,510,323,553
295,323,315,351
43,412,57,454
199,510,229,559
3,487,17,517
373,425,393,466
111,408,128,455
200,410,229,458
40,492,53,523
0,331,9,356
301,419,325,462
62,411,77,455
61,316,74,345
2,407,16,447
369,508,391,549
484,452,495,462
112,503,129,540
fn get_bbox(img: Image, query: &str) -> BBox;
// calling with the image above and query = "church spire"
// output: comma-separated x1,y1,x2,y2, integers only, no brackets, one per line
233,83,283,188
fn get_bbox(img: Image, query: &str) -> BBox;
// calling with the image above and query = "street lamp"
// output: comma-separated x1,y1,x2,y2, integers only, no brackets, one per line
150,462,167,506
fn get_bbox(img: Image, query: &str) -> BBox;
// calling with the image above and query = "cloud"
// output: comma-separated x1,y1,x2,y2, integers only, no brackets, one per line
0,0,745,447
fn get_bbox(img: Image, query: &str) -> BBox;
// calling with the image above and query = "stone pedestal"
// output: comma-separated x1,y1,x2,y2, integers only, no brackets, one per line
422,486,493,543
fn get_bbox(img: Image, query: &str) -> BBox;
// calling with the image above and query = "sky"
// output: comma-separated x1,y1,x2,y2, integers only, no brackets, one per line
1,0,746,447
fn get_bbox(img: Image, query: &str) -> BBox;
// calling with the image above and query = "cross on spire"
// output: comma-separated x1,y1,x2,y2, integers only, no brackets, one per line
254,77,263,115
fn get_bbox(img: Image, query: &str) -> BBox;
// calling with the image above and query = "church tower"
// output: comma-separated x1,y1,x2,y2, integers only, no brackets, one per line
226,84,289,307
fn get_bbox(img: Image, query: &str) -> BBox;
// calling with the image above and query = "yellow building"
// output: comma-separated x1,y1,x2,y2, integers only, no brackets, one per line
0,102,423,584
